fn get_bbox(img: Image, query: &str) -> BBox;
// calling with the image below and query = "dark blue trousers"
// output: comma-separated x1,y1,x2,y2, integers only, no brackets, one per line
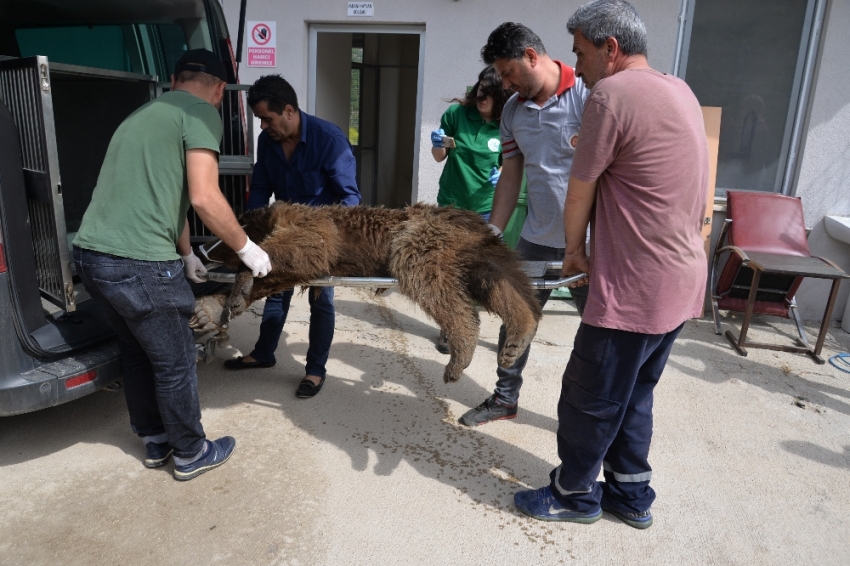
550,321,684,514
250,287,335,378
73,247,205,458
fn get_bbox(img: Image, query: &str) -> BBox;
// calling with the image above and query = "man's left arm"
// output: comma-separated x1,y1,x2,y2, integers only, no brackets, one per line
562,96,615,284
324,136,361,206
562,176,597,285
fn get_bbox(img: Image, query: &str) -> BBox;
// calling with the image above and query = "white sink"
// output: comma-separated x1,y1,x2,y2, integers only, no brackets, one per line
825,215,850,244
824,216,850,333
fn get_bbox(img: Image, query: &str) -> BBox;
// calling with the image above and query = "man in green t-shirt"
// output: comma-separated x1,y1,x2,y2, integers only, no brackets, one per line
73,49,271,481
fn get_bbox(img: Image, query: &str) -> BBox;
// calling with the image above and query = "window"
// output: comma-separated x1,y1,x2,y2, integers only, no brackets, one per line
16,24,188,78
677,0,819,195
16,26,135,72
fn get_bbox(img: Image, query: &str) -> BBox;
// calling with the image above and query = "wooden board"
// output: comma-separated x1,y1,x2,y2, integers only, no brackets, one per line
701,106,721,248
700,106,722,317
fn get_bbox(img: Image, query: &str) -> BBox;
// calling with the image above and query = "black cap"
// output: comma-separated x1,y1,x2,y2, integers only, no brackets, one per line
174,49,228,82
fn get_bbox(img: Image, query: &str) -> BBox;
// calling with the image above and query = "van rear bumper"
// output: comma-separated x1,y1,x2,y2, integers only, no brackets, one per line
0,340,123,416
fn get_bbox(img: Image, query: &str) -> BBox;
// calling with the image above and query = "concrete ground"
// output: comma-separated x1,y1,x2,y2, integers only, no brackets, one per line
1,287,849,565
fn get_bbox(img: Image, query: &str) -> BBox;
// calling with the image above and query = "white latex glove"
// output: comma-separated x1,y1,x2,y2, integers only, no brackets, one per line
487,223,503,240
236,238,272,278
181,250,207,283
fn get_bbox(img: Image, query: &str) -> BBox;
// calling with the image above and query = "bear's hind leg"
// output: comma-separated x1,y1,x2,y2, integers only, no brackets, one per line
476,277,541,369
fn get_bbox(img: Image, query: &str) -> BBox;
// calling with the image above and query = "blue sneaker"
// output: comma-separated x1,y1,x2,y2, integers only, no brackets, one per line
173,437,236,481
602,504,653,529
514,486,602,523
144,441,174,469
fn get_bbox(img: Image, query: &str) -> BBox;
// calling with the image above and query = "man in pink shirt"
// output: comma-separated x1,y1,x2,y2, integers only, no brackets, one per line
514,0,709,528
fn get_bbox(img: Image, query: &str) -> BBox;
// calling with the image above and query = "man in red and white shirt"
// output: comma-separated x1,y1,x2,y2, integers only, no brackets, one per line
459,22,589,427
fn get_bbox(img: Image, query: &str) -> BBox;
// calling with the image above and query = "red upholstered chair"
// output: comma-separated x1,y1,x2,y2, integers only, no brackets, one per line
710,191,847,363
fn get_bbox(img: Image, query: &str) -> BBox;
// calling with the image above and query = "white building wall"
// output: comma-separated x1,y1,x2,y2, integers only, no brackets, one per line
795,0,850,229
219,0,680,204
791,0,850,321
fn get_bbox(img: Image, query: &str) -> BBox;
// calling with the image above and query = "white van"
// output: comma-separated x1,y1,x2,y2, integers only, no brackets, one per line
0,0,251,415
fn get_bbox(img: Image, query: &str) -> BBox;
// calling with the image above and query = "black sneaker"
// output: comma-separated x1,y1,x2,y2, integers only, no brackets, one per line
602,505,653,529
436,331,450,354
144,441,174,469
458,394,517,426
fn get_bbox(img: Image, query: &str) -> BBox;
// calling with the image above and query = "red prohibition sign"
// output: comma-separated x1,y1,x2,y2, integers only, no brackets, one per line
252,23,271,45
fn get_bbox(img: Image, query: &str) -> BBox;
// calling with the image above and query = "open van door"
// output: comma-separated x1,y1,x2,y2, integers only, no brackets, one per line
0,0,253,415
0,56,74,312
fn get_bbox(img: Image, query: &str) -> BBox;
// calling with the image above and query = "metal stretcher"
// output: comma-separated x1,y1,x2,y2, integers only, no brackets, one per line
201,261,586,290
194,262,586,363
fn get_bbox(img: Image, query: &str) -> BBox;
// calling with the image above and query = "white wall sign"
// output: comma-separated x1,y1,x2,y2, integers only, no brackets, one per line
347,2,374,17
247,20,276,67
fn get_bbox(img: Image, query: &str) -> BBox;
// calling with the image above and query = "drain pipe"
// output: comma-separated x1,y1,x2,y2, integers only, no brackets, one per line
671,0,689,77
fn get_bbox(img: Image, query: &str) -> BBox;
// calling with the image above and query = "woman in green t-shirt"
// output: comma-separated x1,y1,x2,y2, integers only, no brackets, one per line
431,66,510,222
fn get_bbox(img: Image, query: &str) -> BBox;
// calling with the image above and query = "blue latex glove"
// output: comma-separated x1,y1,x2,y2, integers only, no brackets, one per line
488,167,501,187
431,128,445,148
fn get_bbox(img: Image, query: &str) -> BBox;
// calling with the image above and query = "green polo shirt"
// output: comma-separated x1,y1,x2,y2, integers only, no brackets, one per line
437,104,502,213
73,90,222,261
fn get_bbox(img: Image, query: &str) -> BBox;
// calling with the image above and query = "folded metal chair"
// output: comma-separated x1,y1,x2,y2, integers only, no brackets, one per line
710,191,847,364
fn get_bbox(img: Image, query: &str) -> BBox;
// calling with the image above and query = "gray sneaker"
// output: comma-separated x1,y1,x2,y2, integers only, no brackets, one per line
458,395,517,426
143,441,174,469
173,436,236,481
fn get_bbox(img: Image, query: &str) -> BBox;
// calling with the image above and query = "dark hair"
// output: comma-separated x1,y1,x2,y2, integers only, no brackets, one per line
481,22,546,64
247,74,299,113
450,66,510,122
567,0,648,57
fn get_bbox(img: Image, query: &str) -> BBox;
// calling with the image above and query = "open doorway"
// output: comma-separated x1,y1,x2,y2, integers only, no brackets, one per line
310,26,423,207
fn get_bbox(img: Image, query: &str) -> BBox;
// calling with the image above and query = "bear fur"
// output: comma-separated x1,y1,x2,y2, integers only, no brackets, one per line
206,202,542,383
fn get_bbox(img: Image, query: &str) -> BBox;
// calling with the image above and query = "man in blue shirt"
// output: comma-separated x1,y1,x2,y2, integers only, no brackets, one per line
224,75,360,398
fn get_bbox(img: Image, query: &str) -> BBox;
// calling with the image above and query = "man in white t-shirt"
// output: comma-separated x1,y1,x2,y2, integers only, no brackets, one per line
458,22,589,427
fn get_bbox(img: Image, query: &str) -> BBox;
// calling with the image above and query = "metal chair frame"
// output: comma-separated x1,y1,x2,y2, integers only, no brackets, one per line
711,218,847,364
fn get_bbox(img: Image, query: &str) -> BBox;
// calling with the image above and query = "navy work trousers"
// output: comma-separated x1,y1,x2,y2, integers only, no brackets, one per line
550,321,684,514
73,247,206,458
249,287,335,378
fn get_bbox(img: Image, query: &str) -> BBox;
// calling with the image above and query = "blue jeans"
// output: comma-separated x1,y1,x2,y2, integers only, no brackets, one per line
494,238,588,405
73,247,205,458
250,287,335,378
549,321,684,514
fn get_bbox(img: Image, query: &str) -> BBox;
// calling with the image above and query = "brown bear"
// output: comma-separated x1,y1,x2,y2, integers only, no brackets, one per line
204,202,542,383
